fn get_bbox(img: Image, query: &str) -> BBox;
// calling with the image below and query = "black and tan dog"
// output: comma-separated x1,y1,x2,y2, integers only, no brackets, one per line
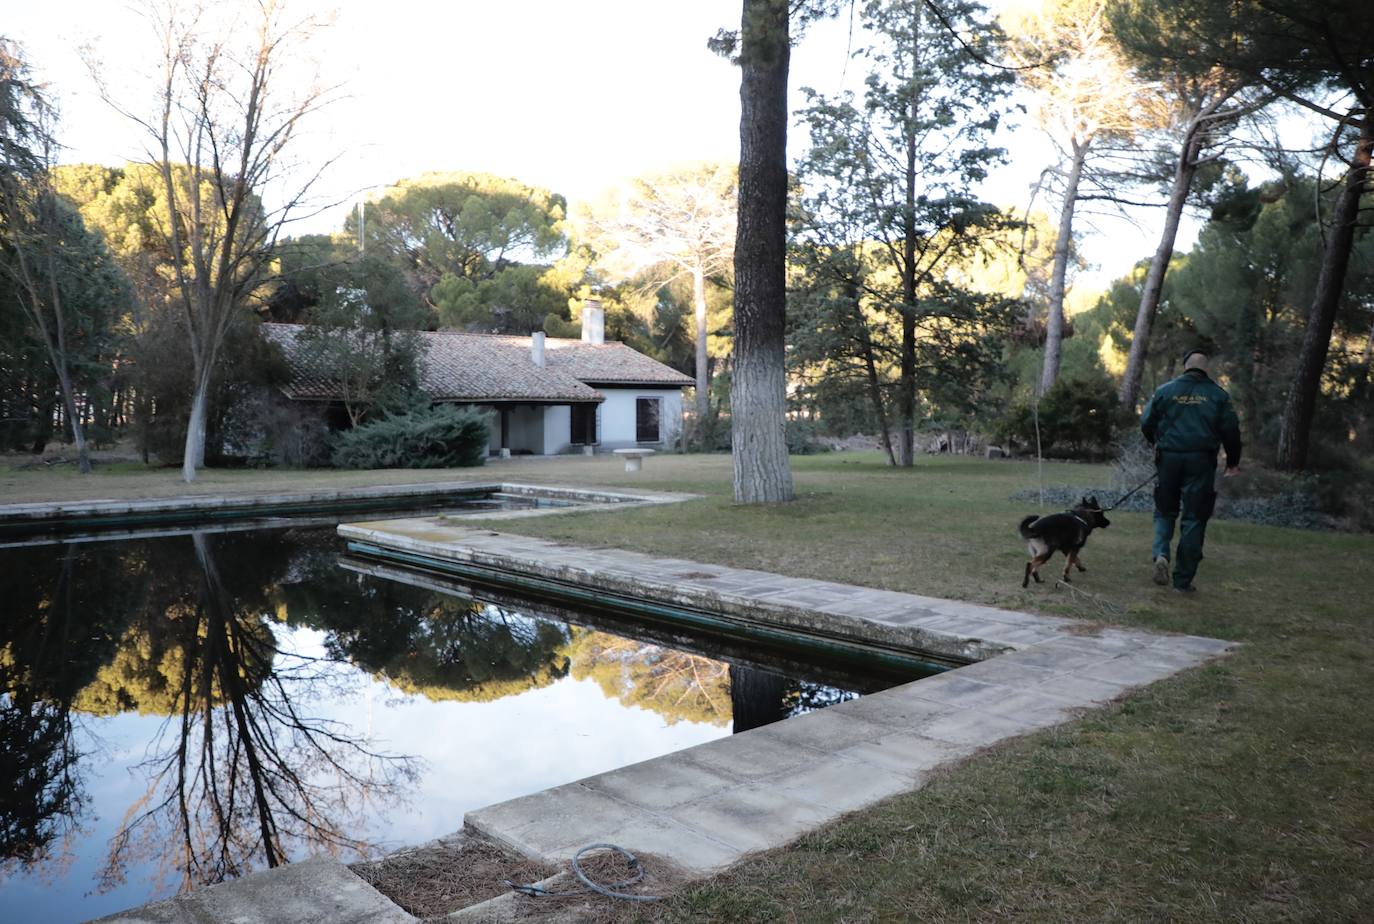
1019,497,1110,588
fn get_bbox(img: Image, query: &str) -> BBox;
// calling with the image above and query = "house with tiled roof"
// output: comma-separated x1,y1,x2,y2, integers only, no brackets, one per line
261,301,691,456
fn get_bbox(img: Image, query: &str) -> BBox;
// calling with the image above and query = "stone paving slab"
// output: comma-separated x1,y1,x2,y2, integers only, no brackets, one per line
92,858,413,924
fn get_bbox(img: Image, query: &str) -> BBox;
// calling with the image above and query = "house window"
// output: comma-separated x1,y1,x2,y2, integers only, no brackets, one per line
636,397,661,443
570,404,597,445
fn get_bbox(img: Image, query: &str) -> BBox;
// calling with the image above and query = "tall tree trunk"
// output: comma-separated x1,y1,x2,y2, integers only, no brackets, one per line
693,264,710,450
182,363,213,482
30,389,54,454
53,365,91,474
1275,117,1372,470
897,8,922,468
11,197,93,474
898,311,916,464
1120,121,1206,412
731,0,794,503
859,320,897,467
1040,137,1089,394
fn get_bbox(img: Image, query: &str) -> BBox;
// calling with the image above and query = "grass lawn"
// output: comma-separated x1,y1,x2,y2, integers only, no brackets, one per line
6,452,1372,920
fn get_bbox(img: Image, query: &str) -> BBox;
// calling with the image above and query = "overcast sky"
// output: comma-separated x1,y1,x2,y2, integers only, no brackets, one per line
11,0,1193,294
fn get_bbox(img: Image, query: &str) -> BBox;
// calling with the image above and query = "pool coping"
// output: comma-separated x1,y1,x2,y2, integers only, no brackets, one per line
336,520,1234,884
0,480,696,544
94,513,1236,924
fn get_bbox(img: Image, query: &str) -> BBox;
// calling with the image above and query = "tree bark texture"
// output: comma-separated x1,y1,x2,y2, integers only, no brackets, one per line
1275,117,1373,470
1119,121,1206,412
181,364,213,482
1040,138,1088,395
693,265,710,450
731,0,795,503
859,319,898,467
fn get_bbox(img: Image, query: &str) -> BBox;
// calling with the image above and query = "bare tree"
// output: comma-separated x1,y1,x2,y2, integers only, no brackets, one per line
0,40,93,472
1005,0,1141,394
580,163,737,450
90,0,338,481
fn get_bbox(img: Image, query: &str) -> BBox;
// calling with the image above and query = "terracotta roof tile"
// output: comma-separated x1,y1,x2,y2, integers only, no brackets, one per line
544,338,693,386
261,323,689,404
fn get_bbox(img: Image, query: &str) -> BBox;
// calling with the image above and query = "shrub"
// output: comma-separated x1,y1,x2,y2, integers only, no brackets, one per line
331,404,491,469
220,386,332,467
995,374,1120,459
786,419,831,455
695,416,831,455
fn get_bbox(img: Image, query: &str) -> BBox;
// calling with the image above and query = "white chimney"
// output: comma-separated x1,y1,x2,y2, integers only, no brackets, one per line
531,330,545,367
581,299,605,345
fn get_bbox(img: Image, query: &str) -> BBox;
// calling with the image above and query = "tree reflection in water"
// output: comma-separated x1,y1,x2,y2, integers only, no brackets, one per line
562,630,856,732
0,545,114,878
1,523,860,914
564,630,732,726
96,531,418,894
276,543,573,704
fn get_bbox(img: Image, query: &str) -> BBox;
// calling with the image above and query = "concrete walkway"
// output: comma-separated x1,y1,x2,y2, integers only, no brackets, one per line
98,518,1234,923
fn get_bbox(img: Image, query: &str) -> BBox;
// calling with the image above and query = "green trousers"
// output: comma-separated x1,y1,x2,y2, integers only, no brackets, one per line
1152,450,1218,590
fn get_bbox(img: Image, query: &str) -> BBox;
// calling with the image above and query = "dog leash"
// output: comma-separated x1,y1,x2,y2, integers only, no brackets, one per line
1098,473,1157,512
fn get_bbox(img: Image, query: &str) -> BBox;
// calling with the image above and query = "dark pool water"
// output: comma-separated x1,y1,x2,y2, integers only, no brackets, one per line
0,521,881,923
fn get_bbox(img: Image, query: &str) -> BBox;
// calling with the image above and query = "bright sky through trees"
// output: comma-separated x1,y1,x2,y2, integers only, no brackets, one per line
9,0,1278,292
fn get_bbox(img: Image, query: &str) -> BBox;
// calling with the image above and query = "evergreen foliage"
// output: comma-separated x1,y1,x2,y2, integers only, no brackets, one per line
792,0,1018,466
329,403,491,469
996,371,1121,458
350,171,571,334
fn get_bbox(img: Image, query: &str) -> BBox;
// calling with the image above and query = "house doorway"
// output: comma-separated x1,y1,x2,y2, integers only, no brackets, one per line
571,403,597,446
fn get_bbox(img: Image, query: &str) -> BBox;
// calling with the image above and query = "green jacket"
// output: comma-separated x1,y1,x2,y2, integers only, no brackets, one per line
1140,369,1242,467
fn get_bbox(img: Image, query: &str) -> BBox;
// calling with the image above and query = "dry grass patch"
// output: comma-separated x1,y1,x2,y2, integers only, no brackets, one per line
351,839,554,919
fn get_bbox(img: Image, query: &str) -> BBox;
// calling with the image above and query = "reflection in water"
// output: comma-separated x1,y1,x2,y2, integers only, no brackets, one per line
0,531,419,899
96,532,418,894
567,632,731,726
0,525,874,921
0,547,93,878
730,665,789,734
277,554,572,704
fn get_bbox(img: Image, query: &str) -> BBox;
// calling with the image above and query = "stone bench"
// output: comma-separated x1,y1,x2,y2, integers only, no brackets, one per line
612,448,654,472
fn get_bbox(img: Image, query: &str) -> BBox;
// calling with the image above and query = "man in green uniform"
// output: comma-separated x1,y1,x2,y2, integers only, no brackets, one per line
1140,349,1242,593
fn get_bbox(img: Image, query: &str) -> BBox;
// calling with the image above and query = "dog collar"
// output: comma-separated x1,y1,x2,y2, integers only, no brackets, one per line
1071,513,1091,528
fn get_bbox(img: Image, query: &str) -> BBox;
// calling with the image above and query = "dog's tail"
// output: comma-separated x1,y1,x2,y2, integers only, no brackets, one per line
1018,514,1041,539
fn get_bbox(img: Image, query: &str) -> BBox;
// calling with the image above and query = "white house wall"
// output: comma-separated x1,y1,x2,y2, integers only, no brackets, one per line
542,404,572,455
598,388,683,450
507,405,546,454
467,393,684,456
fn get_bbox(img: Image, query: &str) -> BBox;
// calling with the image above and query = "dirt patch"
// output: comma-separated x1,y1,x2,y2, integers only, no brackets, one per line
351,839,555,919
508,849,694,922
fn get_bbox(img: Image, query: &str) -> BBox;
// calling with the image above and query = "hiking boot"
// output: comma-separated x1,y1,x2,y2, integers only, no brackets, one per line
1152,556,1170,586
1172,584,1196,594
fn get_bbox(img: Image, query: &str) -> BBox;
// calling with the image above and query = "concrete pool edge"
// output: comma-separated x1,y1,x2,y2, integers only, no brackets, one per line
94,520,1236,923
0,480,697,541
347,523,1235,910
